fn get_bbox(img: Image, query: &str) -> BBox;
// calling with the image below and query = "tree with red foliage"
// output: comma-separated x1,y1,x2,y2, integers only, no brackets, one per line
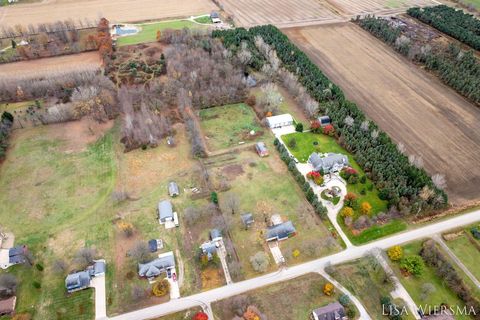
192,311,209,320
310,119,321,133
322,124,335,136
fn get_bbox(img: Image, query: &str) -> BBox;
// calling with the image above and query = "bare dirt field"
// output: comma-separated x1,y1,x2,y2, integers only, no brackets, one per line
0,0,217,27
284,23,480,206
216,0,438,27
0,51,101,79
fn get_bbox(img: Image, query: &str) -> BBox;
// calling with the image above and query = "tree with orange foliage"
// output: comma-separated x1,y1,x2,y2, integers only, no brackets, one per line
156,30,162,41
243,307,260,320
360,201,372,216
323,282,334,296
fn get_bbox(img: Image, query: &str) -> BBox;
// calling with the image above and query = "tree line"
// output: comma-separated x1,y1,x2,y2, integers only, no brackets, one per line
0,112,14,160
408,5,480,51
356,16,480,105
213,26,447,214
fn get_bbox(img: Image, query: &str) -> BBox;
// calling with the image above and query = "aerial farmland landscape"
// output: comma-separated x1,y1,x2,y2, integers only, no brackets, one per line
0,0,479,319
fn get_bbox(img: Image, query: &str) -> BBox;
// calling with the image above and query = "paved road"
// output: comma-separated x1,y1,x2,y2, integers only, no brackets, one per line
434,235,480,289
109,209,480,320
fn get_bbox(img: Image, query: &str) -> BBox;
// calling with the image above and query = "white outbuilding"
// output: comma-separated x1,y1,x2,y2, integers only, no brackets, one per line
266,114,294,129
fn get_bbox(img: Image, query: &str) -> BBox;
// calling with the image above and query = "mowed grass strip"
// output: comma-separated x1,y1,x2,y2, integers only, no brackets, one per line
446,232,480,281
117,20,209,46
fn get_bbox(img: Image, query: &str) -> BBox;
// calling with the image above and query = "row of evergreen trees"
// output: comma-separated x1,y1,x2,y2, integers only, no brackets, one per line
407,5,480,50
0,112,14,160
356,16,480,105
213,26,447,214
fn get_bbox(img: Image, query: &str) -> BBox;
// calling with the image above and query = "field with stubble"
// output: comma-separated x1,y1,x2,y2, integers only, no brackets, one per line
284,23,480,206
0,0,217,27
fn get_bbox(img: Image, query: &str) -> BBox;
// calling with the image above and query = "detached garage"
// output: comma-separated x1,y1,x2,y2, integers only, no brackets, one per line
266,114,294,128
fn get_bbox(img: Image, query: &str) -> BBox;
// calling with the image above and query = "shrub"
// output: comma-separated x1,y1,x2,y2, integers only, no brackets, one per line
387,245,403,261
35,264,44,272
288,138,297,149
323,282,334,296
152,279,170,297
360,188,366,195
210,192,218,204
245,95,256,107
310,119,321,133
471,227,480,240
360,175,367,184
344,192,358,207
400,255,424,276
192,311,209,320
250,251,270,273
341,207,354,217
273,138,279,146
295,122,304,132
339,294,351,306
322,124,335,136
292,249,300,258
32,281,41,289
360,202,372,216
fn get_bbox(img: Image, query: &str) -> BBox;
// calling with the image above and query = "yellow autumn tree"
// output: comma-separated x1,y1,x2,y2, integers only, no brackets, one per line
340,207,354,217
152,279,170,297
387,245,403,261
292,249,300,258
323,282,334,296
360,201,372,216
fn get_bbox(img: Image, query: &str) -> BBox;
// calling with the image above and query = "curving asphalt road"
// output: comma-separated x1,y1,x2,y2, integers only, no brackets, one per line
107,209,480,320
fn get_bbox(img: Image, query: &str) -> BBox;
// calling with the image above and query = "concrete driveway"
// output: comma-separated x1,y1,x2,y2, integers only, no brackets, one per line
90,275,107,320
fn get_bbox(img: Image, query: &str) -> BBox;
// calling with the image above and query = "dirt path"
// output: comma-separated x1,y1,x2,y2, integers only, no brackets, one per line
284,23,480,206
0,51,101,79
0,0,217,27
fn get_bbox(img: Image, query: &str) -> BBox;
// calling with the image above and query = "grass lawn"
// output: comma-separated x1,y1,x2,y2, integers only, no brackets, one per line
392,241,473,320
194,15,212,24
0,122,116,319
152,307,202,320
117,20,209,46
446,232,480,281
338,216,407,245
0,100,42,113
331,257,404,320
209,147,341,279
460,0,480,9
212,273,358,319
199,103,263,152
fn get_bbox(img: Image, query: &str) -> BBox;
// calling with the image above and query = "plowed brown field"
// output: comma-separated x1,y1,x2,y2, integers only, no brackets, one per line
284,23,480,206
216,0,439,27
0,0,217,27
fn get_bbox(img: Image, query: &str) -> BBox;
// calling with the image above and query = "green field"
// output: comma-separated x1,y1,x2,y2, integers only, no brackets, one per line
117,20,209,46
393,241,473,320
0,125,116,319
194,15,212,24
338,217,407,245
200,103,263,151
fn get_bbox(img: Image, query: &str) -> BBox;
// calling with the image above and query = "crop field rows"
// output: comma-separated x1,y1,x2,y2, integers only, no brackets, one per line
216,0,440,27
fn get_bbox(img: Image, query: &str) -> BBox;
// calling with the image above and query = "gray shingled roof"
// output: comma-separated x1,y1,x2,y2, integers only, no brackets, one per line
241,213,254,225
158,200,173,222
265,221,296,241
210,229,222,240
138,253,175,278
168,182,179,197
312,302,346,320
309,152,349,172
65,271,91,292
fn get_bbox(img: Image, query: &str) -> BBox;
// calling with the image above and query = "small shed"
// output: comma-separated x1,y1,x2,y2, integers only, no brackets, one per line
8,245,27,266
168,181,180,197
241,213,254,229
210,11,221,23
210,229,222,242
148,239,164,252
0,296,16,316
255,142,269,157
318,115,331,127
266,114,294,129
158,200,174,223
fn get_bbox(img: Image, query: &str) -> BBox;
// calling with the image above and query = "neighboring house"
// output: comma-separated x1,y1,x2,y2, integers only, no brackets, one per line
65,270,91,293
200,241,218,260
266,114,294,129
318,115,331,127
168,181,180,197
65,260,106,293
255,142,269,157
309,152,349,173
210,11,221,23
138,251,175,279
241,213,254,229
8,245,28,266
265,221,296,242
0,296,16,316
158,200,174,224
311,302,347,320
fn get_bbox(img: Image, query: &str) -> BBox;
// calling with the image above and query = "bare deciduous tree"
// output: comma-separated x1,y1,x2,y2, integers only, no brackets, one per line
432,173,447,190
75,247,96,268
222,192,240,215
249,251,269,273
130,242,152,264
